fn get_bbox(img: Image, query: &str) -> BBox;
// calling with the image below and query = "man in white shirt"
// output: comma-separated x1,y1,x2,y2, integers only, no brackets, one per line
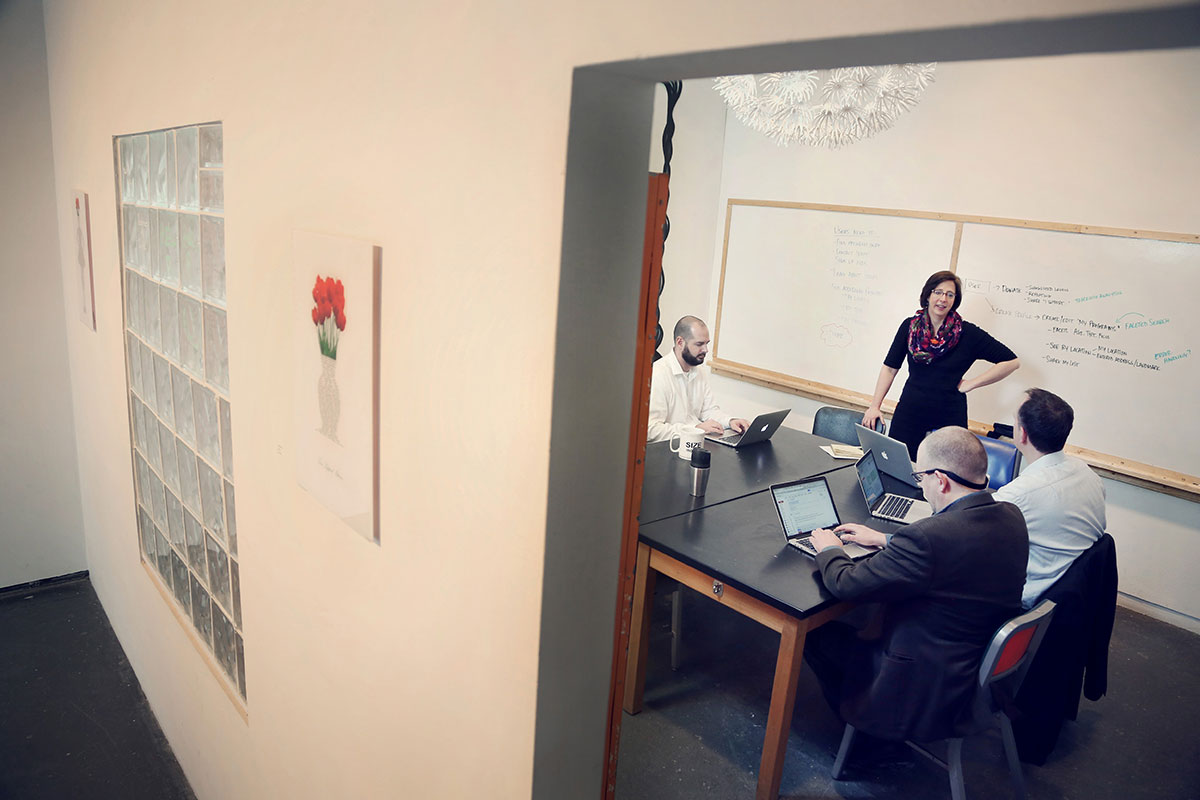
647,316,749,443
994,388,1106,609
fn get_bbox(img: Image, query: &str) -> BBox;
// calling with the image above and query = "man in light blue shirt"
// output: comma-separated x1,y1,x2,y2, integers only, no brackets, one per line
994,388,1106,608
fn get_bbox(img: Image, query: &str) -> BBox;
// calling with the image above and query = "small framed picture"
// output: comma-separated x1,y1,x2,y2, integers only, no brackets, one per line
73,191,97,330
292,230,382,544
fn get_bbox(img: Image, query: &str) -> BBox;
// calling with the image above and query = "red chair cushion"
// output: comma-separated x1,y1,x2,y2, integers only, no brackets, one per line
993,627,1036,677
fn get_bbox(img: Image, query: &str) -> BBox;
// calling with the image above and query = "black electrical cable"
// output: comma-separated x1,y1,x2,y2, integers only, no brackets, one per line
653,80,682,361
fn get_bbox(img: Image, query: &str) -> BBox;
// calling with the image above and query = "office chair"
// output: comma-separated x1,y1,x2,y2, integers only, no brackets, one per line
975,433,1021,489
832,599,1057,800
812,405,885,446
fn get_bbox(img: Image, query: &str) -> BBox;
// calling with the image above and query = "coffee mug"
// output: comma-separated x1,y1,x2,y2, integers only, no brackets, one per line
669,427,707,461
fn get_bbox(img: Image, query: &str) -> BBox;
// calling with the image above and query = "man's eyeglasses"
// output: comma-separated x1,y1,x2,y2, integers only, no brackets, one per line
911,468,989,491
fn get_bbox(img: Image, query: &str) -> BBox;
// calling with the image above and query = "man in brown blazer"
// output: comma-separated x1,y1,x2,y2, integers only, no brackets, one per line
806,426,1028,742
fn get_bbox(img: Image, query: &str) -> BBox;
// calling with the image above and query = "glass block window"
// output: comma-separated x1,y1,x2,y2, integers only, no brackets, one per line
119,124,246,703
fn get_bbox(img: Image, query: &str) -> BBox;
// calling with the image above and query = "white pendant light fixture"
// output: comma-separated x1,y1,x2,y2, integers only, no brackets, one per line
714,64,937,149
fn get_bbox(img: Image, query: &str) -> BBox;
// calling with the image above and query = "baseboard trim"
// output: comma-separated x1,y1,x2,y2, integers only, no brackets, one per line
1118,592,1200,636
0,571,90,598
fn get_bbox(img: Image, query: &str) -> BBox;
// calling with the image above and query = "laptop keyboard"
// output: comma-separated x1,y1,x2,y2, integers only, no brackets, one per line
879,494,914,518
788,537,818,556
718,432,742,445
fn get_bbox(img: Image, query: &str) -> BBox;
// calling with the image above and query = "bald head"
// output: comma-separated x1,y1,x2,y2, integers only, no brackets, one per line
917,427,988,489
673,315,706,342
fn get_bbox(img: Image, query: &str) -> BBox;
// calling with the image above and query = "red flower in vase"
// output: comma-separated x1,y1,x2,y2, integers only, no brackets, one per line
311,275,348,358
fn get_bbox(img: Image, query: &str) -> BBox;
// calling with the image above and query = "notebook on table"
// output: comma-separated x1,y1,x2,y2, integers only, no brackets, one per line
855,450,932,525
706,409,790,449
769,476,877,560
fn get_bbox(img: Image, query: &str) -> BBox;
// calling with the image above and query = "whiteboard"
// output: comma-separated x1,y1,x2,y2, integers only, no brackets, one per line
715,203,958,396
712,200,1200,492
956,226,1199,476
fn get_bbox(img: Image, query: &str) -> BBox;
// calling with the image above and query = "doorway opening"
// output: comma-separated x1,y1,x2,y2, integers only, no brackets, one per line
533,8,1200,798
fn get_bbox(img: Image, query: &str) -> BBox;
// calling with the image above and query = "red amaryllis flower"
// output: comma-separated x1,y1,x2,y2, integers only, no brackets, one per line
311,274,348,358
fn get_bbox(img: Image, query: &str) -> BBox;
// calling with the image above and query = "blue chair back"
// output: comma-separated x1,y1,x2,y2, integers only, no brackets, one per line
976,433,1021,489
813,406,884,446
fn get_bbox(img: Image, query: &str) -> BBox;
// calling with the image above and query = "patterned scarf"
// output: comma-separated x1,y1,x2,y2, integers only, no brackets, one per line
908,309,963,364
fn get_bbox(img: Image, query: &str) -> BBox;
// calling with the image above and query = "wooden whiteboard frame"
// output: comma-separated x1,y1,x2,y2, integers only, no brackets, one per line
711,199,1200,501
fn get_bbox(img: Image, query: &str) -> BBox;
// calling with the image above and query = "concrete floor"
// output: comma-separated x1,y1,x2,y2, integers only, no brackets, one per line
4,572,1197,799
616,586,1200,799
0,576,194,800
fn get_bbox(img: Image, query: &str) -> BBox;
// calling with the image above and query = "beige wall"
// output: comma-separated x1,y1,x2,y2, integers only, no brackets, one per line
0,0,86,589
654,48,1200,629
37,0,1193,797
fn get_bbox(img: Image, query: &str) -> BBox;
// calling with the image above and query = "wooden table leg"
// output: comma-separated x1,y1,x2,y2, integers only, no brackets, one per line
623,542,655,715
756,617,808,800
629,547,850,797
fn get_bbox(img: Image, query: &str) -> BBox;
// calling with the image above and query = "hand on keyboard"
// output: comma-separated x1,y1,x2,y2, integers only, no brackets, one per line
809,527,843,552
833,523,887,549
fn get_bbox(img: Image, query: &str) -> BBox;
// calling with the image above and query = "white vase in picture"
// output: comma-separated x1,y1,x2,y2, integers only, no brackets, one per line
318,355,341,443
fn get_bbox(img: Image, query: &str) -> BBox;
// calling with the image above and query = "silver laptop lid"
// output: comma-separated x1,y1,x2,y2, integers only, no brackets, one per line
708,408,791,447
855,424,919,487
736,408,791,445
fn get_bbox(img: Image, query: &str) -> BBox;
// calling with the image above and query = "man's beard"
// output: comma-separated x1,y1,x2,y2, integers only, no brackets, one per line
681,346,704,367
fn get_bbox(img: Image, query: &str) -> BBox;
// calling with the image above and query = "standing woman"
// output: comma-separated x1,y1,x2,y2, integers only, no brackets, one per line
862,271,1020,459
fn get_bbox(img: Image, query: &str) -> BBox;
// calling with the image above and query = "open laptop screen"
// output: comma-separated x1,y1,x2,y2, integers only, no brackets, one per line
772,478,839,537
855,451,886,508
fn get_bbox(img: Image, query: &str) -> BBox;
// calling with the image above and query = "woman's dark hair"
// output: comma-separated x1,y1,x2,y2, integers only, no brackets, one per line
919,270,963,313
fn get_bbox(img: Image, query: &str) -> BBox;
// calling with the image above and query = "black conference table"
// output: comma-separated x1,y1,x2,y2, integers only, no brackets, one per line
625,428,912,800
638,425,853,525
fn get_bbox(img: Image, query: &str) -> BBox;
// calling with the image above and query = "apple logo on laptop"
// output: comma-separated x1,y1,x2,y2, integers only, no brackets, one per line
760,424,769,432
880,451,890,460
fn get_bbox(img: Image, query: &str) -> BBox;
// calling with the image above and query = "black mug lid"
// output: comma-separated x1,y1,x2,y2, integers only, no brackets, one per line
690,447,711,468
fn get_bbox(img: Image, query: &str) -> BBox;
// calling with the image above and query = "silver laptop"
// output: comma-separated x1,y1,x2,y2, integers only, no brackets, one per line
855,423,920,487
855,450,932,525
707,409,791,449
769,476,877,560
